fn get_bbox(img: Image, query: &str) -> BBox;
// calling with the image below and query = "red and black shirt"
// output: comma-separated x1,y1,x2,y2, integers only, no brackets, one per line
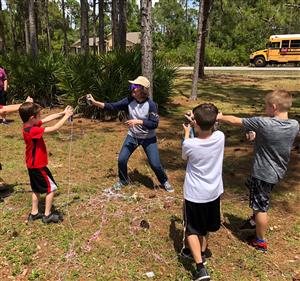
22,120,48,168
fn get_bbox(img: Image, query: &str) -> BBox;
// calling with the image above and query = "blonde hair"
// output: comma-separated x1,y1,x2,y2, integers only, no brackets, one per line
265,90,293,112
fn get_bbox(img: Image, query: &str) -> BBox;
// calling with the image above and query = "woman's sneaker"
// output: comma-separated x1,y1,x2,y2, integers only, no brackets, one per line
112,181,124,191
28,212,43,221
194,266,210,281
42,213,61,224
163,181,174,192
250,238,267,252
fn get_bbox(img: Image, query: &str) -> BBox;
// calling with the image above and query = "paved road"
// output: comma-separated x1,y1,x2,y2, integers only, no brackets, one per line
178,66,300,71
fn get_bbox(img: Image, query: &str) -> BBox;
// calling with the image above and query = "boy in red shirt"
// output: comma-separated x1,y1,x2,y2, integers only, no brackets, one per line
19,102,73,223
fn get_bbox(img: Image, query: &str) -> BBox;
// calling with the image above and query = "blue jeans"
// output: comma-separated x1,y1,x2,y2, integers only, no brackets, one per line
118,135,168,185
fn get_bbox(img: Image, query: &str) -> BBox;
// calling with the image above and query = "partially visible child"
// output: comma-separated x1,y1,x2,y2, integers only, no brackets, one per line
19,102,73,223
182,103,225,281
218,90,299,252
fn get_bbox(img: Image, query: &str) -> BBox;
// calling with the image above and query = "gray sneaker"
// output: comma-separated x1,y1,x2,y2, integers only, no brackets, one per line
42,213,61,224
194,266,210,281
163,181,174,192
112,181,124,191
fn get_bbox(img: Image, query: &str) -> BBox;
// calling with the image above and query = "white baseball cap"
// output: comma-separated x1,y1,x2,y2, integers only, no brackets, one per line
128,76,150,89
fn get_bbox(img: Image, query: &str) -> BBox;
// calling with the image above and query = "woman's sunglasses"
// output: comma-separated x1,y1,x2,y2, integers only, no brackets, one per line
129,84,143,91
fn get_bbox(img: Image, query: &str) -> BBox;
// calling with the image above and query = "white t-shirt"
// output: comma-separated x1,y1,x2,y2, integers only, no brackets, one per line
182,130,225,203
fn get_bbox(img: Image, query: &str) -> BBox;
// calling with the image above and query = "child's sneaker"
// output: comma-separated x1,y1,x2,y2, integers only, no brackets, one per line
180,247,207,265
42,213,61,224
250,238,267,252
28,212,43,221
163,181,174,192
194,266,210,281
112,181,124,191
240,215,256,230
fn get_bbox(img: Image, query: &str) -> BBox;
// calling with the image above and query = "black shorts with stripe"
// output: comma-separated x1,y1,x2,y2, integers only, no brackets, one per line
184,197,221,236
28,167,58,194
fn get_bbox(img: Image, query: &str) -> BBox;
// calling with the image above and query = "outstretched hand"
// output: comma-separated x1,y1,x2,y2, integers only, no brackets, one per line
182,123,191,133
25,96,33,103
86,94,95,103
64,105,74,118
217,112,223,120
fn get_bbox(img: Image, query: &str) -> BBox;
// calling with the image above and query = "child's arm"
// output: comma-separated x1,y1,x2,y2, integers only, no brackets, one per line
0,96,33,114
217,112,243,127
183,123,191,140
42,111,65,124
44,106,73,133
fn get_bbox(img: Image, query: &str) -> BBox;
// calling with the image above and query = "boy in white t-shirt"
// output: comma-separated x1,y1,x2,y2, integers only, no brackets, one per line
182,103,225,281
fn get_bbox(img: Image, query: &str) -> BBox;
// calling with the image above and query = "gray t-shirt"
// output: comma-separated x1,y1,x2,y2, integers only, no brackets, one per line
242,117,299,184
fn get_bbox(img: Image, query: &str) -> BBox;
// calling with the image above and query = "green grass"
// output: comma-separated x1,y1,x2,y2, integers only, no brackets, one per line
0,71,299,280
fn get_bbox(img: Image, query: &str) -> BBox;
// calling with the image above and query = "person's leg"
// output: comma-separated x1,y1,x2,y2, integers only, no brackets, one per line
187,234,203,264
200,234,209,253
45,191,55,216
118,135,138,185
31,192,40,215
142,137,168,185
254,211,268,240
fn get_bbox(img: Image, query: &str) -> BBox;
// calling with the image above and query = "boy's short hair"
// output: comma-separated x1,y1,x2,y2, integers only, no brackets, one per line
265,90,292,112
193,103,219,131
19,102,42,123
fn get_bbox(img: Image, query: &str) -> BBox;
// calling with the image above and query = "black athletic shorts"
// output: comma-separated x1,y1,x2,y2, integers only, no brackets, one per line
245,176,274,212
0,90,7,105
184,197,221,236
28,167,58,194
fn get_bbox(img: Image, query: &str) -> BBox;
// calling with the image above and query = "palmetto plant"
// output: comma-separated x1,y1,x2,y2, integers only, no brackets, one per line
0,48,176,116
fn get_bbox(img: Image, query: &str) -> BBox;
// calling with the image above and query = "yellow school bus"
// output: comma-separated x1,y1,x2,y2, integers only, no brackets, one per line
250,34,300,67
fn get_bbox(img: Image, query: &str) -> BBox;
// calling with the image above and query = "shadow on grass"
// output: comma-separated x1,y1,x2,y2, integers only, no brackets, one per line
128,169,155,189
0,184,15,200
223,212,255,243
169,216,195,274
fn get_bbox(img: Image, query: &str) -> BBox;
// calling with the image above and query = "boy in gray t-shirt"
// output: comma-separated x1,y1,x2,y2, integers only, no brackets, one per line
218,90,299,252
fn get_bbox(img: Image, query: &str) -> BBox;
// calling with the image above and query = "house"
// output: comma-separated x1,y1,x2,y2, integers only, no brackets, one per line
70,32,141,54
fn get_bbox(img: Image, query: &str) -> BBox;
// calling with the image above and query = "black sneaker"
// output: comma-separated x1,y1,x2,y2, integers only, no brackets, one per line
180,247,207,265
42,213,61,224
194,266,210,281
240,215,256,230
28,212,43,221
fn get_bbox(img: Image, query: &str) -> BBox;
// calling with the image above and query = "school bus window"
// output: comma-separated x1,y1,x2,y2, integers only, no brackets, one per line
270,42,280,49
282,40,289,48
291,40,300,48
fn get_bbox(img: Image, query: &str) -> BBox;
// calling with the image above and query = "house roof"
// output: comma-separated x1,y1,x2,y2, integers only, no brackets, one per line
70,32,141,48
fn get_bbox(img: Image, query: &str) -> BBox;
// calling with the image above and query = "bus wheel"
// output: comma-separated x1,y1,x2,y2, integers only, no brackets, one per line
254,56,266,67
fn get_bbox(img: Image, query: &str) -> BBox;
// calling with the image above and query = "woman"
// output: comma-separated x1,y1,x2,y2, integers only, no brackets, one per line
87,76,173,192
0,65,8,124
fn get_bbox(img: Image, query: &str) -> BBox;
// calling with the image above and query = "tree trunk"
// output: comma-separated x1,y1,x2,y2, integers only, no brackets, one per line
24,19,30,54
44,0,51,52
98,0,105,53
28,0,38,57
93,0,97,54
198,0,213,78
190,0,213,101
119,0,127,52
0,0,6,54
62,0,68,54
112,0,119,49
80,0,89,54
140,0,153,98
